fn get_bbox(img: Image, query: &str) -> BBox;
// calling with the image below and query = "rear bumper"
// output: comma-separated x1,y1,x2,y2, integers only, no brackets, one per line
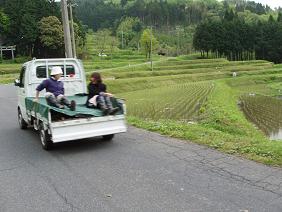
50,115,127,143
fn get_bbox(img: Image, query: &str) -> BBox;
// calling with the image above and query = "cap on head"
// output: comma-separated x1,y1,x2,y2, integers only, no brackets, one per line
50,66,63,76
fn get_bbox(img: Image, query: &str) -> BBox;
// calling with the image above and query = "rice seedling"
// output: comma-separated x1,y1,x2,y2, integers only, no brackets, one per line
240,95,282,140
121,82,214,122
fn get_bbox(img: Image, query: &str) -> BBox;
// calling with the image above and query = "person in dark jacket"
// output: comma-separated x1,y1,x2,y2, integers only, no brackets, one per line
86,72,119,115
35,66,76,111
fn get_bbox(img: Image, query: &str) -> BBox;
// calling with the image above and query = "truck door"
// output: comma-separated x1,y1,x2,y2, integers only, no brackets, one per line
18,66,27,119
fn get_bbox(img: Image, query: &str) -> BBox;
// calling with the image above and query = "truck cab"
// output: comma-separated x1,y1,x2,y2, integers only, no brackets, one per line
15,58,127,150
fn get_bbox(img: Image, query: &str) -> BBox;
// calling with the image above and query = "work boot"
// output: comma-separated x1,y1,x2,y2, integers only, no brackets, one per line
102,108,109,116
69,100,76,111
109,107,119,115
101,107,109,116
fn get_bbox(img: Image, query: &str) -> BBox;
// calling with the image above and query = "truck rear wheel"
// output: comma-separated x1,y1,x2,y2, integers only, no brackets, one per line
102,134,115,141
18,108,28,130
39,123,53,150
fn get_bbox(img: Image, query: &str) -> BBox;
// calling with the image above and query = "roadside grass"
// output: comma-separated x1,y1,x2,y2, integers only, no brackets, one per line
0,72,19,83
0,64,21,75
126,80,282,166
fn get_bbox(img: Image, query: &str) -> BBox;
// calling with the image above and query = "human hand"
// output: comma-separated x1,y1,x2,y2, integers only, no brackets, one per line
33,98,39,103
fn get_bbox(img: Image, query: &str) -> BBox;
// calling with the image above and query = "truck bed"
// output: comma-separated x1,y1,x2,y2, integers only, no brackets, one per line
25,95,123,120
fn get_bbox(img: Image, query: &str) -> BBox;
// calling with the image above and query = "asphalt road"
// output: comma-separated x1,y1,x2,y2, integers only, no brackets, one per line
1,85,282,212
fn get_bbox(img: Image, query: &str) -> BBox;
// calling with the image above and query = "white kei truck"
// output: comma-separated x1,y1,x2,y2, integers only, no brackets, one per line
15,58,127,150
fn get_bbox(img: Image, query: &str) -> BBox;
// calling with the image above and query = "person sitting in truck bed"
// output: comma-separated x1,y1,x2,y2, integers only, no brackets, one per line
86,72,119,115
35,66,76,111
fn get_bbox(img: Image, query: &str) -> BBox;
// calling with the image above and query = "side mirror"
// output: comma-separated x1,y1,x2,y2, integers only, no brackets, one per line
14,79,20,87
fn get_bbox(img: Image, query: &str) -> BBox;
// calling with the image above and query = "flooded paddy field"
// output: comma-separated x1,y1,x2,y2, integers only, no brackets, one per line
240,95,282,140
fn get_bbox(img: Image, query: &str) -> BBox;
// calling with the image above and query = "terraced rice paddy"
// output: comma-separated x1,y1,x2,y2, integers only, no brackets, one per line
121,82,214,121
240,95,282,140
82,32,154,72
98,57,277,81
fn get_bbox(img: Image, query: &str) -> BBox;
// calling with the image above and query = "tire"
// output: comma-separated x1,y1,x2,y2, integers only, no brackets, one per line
18,108,28,130
102,134,114,141
39,122,53,151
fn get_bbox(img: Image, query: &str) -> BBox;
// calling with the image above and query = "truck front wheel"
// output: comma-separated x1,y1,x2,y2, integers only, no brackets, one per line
18,108,28,130
39,123,53,150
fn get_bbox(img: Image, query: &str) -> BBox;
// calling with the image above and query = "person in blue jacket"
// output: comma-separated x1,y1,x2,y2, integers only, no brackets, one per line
35,66,76,111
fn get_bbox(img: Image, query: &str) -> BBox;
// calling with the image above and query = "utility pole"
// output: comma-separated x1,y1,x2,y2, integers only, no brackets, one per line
61,0,73,58
177,30,180,56
69,1,77,58
150,26,153,71
121,30,124,49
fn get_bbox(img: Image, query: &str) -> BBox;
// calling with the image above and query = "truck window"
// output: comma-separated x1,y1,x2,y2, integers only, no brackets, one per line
36,66,47,78
19,67,26,87
36,65,76,78
66,65,75,76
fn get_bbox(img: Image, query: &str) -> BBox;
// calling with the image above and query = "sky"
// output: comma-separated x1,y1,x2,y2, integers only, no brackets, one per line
251,0,282,9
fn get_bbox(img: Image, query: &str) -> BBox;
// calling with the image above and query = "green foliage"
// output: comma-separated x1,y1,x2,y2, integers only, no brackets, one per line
155,26,195,56
0,10,9,34
193,10,282,63
94,29,117,54
76,0,213,31
76,0,277,33
0,0,87,58
74,22,87,47
38,16,64,50
117,17,143,48
140,29,158,59
278,12,282,22
0,0,60,56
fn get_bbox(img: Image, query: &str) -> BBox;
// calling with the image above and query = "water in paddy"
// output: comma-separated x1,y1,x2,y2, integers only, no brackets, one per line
240,95,282,140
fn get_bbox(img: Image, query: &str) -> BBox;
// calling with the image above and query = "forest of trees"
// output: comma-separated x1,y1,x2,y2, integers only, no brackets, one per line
76,0,217,31
0,0,86,58
193,10,282,63
76,0,278,31
75,0,282,60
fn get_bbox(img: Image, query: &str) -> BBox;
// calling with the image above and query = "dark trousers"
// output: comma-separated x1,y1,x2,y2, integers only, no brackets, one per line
97,95,114,110
45,93,70,108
